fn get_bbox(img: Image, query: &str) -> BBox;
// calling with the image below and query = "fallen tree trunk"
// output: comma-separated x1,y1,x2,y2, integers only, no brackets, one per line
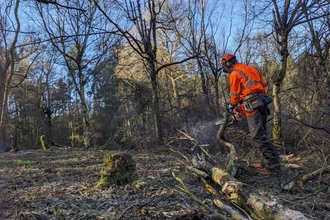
192,157,309,220
188,112,309,219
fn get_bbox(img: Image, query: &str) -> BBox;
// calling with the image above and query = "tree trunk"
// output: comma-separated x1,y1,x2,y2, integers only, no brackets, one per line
10,134,18,152
150,69,163,143
272,84,282,146
214,75,220,110
0,0,20,143
271,36,288,150
80,90,90,148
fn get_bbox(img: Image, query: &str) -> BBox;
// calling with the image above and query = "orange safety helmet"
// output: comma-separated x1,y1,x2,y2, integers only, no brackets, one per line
222,54,236,67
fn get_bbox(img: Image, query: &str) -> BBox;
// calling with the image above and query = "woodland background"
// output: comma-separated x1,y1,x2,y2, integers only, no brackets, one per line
0,0,329,156
0,1,330,219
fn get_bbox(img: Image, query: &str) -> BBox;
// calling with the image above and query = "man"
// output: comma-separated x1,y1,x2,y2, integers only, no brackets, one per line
222,54,281,175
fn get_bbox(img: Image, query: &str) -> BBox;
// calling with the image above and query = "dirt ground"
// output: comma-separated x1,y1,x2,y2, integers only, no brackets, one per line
0,145,329,220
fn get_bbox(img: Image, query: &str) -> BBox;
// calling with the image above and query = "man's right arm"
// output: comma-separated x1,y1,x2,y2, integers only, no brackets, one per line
229,72,242,105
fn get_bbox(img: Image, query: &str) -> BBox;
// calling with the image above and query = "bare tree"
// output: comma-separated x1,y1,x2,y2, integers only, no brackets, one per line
287,1,330,137
92,0,197,142
303,2,330,96
36,0,119,147
205,0,255,111
270,0,330,145
0,0,20,145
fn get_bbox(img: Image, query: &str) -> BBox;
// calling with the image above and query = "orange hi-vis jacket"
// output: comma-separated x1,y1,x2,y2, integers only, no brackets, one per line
229,63,267,116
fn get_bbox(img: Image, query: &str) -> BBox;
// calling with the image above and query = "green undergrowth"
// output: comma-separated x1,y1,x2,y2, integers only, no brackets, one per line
2,159,32,166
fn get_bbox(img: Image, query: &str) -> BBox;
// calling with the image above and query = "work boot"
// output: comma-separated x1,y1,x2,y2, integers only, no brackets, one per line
267,164,282,177
251,163,282,176
251,163,271,175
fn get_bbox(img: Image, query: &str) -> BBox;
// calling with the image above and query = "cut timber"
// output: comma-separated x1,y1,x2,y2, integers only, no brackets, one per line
193,158,308,220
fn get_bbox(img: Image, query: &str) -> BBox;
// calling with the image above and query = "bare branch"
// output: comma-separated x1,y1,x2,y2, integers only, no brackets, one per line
36,0,86,11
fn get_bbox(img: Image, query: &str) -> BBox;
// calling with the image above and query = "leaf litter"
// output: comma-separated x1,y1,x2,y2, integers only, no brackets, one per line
0,146,329,219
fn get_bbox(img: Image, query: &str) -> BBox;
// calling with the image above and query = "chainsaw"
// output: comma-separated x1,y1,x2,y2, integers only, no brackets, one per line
215,103,246,125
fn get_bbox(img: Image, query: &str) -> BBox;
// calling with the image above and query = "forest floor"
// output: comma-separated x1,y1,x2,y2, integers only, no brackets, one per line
0,143,329,220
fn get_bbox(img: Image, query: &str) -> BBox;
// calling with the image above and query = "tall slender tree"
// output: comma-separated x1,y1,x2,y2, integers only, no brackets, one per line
0,0,20,145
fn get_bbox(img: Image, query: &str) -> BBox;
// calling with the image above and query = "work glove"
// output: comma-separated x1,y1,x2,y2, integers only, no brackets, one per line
227,103,236,114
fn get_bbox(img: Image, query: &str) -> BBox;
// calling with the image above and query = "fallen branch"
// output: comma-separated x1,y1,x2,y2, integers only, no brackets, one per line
200,178,249,220
116,202,147,220
176,128,198,151
171,171,210,210
282,164,330,190
292,183,330,201
186,165,208,178
296,165,330,187
213,199,250,220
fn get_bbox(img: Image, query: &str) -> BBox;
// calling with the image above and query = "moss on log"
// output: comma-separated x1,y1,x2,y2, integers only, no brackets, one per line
97,152,138,187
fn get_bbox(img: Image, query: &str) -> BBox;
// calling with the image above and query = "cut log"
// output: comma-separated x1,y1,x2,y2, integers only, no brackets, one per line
192,157,309,220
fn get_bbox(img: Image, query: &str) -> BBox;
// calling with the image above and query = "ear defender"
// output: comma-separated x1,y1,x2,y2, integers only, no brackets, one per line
225,60,232,68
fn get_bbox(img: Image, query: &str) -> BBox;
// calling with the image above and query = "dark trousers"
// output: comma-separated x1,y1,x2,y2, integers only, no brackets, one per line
246,105,280,171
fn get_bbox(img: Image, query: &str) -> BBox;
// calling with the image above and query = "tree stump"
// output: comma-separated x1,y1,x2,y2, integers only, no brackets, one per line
10,134,18,152
40,135,49,150
97,152,138,187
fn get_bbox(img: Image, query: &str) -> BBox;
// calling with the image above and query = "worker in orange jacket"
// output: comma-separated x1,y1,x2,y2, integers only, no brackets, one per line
222,54,281,175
